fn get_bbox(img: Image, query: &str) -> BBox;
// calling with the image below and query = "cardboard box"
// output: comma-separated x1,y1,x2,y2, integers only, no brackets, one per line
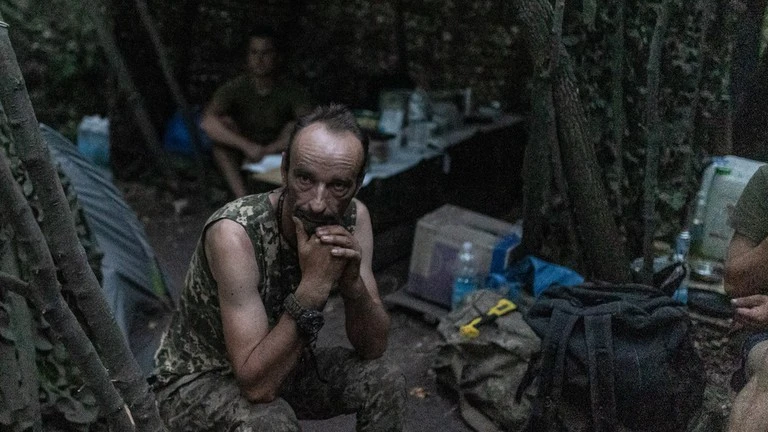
406,204,521,308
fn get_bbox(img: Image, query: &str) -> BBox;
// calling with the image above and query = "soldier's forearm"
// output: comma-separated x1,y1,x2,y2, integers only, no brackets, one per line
343,278,389,359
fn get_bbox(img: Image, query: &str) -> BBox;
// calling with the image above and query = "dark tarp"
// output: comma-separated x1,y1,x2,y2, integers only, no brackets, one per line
40,124,174,376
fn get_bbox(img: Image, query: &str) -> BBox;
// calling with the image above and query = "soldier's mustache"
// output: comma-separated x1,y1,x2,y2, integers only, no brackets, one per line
293,208,341,235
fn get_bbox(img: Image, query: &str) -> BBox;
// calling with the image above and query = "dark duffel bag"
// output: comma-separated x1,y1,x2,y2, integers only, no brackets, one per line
523,283,706,432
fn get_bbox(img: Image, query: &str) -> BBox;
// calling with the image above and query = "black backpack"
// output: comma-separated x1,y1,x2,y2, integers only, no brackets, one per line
522,283,706,432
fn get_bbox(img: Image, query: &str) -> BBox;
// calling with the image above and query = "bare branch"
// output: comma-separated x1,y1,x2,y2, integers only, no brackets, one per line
641,0,671,284
0,18,166,432
0,121,133,431
0,270,29,296
609,0,626,214
547,0,566,75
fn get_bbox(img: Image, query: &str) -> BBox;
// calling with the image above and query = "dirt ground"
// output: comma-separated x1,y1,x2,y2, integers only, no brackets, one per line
119,180,743,432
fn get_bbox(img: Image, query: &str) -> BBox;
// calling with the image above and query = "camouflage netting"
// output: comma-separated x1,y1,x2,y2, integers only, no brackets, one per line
0,102,105,430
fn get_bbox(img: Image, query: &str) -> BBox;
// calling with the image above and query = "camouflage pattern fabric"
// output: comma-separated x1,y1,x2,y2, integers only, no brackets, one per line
432,289,540,432
154,191,406,430
1,107,103,430
154,190,356,385
156,346,406,432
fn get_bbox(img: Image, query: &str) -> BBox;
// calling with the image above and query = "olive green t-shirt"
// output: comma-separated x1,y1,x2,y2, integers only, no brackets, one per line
210,75,310,144
731,164,768,244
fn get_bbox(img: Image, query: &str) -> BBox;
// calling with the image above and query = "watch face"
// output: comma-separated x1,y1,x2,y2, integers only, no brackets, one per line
284,294,324,340
301,310,325,336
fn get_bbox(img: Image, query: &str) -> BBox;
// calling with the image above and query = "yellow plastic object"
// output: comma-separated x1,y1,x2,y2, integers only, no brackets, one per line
459,298,517,338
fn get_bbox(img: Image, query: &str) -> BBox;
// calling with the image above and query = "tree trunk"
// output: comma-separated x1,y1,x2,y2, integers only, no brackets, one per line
730,0,768,114
641,1,671,284
0,20,167,432
520,78,553,258
544,0,582,268
513,0,631,282
733,42,768,161
0,127,134,431
519,0,563,259
609,0,626,216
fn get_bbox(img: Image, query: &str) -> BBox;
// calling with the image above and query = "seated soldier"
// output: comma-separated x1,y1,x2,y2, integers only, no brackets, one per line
724,164,768,432
201,27,310,198
153,104,406,431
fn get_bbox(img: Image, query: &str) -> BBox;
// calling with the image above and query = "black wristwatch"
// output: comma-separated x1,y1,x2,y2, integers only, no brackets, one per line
283,293,324,342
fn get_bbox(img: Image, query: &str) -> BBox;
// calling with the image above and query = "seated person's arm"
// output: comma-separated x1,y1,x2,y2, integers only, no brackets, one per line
725,233,768,298
206,219,304,402
319,201,390,359
200,101,264,160
261,120,296,155
262,100,312,155
726,233,768,329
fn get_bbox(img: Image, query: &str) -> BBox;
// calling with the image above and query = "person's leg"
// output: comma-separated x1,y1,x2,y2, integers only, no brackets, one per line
729,340,768,432
156,372,300,432
281,347,406,432
212,145,248,198
210,116,248,198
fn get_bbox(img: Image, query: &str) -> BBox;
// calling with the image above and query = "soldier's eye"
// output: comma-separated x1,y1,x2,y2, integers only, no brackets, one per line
331,182,350,194
296,173,312,185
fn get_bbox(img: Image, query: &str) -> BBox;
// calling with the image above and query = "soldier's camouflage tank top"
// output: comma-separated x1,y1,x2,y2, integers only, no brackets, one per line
153,190,356,387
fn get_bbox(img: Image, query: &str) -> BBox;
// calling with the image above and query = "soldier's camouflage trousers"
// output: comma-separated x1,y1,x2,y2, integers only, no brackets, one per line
155,346,406,431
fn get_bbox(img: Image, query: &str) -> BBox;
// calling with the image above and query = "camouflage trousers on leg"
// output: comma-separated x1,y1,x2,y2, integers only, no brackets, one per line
282,346,406,432
155,371,300,432
154,346,406,432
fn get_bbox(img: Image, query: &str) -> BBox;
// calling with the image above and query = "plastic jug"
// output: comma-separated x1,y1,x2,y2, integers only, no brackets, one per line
77,115,110,168
696,156,765,261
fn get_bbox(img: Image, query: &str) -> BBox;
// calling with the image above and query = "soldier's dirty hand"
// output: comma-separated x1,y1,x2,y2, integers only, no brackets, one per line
293,217,345,306
316,225,361,290
733,295,768,330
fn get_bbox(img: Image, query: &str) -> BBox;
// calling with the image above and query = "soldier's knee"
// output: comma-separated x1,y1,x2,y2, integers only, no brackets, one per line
367,360,407,400
233,420,299,432
233,397,300,432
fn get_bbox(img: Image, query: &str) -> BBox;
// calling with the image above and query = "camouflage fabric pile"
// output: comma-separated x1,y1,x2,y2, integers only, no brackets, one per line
432,289,540,431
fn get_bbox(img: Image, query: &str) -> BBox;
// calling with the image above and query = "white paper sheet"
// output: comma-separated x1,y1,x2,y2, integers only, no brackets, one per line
242,154,283,173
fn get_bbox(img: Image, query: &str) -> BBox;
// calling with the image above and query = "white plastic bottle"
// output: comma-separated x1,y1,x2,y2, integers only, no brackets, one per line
451,242,479,310
672,230,691,304
77,115,110,168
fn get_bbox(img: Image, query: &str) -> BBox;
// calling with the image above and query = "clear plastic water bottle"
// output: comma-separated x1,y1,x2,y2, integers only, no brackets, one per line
672,230,691,304
77,115,110,168
451,242,480,310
